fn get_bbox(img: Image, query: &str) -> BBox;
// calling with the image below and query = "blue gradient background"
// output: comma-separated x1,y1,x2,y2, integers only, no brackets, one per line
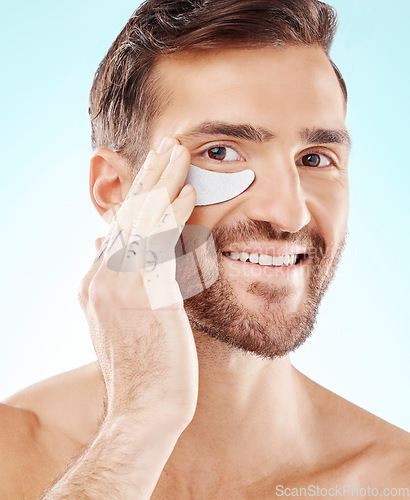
0,1,408,430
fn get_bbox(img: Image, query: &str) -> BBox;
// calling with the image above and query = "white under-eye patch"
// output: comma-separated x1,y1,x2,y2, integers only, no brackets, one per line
183,163,255,206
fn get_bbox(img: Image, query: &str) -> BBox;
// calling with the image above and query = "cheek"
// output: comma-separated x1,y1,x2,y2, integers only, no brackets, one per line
185,204,230,229
186,173,349,253
302,172,349,250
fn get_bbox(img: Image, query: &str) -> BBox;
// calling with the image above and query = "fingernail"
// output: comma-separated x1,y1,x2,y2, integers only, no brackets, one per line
157,136,174,154
169,145,184,163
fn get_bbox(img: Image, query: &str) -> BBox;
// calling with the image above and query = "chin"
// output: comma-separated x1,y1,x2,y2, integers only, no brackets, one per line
232,281,306,316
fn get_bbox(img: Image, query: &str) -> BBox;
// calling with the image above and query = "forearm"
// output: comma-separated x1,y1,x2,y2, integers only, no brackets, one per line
38,415,182,500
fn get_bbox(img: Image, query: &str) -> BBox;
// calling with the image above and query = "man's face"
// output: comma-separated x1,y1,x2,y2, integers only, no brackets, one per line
150,46,349,359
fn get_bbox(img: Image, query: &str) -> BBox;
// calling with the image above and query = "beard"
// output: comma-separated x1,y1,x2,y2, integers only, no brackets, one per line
181,220,345,360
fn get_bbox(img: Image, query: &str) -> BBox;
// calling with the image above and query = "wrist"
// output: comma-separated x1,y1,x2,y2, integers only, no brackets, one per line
102,406,191,442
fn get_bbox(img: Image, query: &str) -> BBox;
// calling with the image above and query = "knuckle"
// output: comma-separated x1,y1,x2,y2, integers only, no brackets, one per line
143,162,157,172
142,154,159,172
159,171,177,182
88,276,116,315
167,203,183,221
87,275,104,305
89,269,146,311
77,278,89,307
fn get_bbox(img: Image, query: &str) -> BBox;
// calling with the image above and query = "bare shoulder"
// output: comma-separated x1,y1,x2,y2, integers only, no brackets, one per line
0,402,40,497
360,412,410,487
297,371,409,488
3,361,106,446
346,416,410,495
0,363,106,498
316,379,409,485
0,400,74,499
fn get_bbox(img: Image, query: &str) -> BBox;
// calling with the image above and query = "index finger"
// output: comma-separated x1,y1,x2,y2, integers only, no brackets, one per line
99,138,180,267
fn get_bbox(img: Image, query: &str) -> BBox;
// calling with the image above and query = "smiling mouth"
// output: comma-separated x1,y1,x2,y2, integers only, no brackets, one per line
222,251,309,267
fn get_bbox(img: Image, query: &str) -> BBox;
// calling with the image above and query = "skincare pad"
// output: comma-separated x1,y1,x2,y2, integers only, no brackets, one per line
183,163,255,206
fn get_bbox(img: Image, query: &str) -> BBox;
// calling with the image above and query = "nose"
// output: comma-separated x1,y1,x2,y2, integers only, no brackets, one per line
242,161,311,233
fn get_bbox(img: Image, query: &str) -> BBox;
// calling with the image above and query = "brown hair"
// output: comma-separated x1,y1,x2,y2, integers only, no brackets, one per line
89,0,347,175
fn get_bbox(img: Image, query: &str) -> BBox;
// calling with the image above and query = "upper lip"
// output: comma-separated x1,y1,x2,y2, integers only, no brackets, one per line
222,244,308,257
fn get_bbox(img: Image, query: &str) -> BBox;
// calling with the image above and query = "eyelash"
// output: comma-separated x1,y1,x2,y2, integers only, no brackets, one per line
197,143,340,168
298,148,340,169
198,143,243,162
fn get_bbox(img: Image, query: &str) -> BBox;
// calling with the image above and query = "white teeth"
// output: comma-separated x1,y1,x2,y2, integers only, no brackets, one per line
249,253,259,263
258,254,273,266
225,252,299,267
239,252,249,262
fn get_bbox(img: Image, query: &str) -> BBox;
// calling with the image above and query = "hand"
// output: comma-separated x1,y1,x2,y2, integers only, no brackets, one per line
78,137,199,429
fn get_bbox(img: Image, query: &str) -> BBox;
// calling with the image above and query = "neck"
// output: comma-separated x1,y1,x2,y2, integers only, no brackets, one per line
161,330,318,491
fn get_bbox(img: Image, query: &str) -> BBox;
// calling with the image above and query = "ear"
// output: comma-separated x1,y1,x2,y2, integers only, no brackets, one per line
89,148,133,223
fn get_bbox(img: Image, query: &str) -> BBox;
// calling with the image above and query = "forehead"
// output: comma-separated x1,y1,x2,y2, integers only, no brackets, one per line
152,46,346,136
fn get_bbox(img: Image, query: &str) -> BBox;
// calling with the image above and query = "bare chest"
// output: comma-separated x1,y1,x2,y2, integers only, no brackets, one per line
150,463,385,500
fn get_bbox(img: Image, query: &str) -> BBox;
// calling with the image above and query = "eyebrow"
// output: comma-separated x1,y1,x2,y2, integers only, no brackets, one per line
300,127,351,152
177,121,275,143
177,120,351,151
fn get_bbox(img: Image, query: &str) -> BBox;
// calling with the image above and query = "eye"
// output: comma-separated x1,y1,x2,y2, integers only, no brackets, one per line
202,145,242,162
296,153,332,168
